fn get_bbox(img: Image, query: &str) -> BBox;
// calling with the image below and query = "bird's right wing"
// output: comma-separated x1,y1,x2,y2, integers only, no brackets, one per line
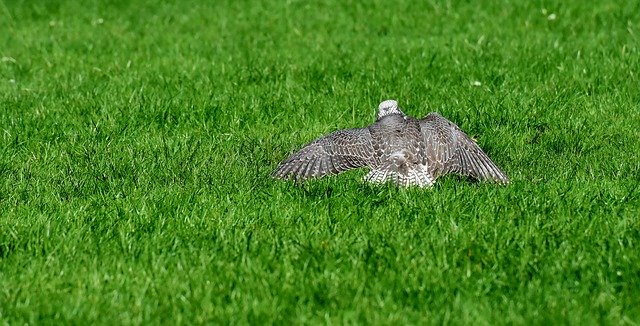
272,128,378,180
420,113,509,183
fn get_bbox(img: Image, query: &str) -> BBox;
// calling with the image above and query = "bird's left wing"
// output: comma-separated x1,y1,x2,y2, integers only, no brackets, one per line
272,128,378,180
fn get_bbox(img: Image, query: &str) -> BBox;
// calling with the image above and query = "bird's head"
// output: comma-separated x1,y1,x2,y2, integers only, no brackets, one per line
377,99,404,119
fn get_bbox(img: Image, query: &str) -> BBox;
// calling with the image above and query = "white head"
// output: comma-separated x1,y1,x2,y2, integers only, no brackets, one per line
377,99,404,119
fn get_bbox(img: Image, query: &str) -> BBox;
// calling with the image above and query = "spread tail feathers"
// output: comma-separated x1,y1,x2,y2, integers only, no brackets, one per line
364,167,434,188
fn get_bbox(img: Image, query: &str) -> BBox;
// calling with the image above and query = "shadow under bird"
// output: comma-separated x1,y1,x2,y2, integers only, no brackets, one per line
272,100,509,187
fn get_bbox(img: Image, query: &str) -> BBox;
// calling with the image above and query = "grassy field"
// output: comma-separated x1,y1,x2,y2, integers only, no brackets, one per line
1,0,639,323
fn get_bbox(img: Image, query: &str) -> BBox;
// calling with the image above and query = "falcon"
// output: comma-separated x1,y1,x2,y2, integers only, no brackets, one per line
272,100,509,187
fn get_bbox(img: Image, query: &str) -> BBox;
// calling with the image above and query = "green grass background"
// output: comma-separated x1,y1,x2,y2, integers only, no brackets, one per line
1,0,639,323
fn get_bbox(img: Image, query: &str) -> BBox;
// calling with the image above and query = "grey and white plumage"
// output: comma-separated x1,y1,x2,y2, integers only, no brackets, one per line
272,100,509,187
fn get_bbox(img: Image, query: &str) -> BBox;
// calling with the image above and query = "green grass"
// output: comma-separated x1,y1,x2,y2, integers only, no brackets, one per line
1,0,639,323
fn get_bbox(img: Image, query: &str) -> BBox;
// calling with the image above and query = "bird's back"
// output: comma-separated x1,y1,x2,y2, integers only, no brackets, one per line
363,114,432,186
368,115,423,161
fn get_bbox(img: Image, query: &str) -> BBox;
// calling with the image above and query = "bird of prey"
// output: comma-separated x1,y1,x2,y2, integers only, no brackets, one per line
272,100,509,187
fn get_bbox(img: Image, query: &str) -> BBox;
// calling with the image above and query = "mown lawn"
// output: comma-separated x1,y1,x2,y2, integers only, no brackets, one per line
1,0,639,324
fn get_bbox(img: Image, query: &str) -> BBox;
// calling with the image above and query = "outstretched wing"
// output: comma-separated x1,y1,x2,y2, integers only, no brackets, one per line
420,113,509,183
272,128,378,180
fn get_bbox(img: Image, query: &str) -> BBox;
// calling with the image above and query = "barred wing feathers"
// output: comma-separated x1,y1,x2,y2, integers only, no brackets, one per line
272,128,378,180
420,113,509,183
